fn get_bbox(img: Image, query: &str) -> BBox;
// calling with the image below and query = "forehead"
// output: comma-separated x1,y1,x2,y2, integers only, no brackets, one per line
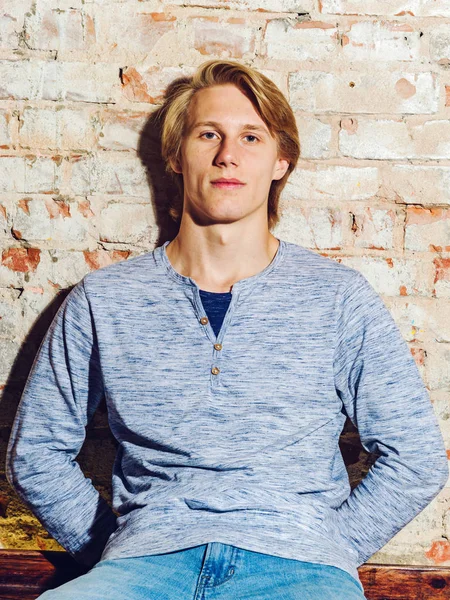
186,84,269,131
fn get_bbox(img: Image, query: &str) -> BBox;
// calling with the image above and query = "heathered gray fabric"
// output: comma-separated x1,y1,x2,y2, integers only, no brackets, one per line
6,238,448,584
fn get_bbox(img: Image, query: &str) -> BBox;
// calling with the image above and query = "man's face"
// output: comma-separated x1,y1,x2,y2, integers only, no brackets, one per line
170,84,289,227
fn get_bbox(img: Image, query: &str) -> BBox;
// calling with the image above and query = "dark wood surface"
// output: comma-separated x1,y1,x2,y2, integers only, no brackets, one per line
358,564,450,600
0,550,448,599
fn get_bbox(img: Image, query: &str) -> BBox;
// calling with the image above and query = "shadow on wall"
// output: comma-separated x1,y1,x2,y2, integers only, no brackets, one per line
0,76,378,544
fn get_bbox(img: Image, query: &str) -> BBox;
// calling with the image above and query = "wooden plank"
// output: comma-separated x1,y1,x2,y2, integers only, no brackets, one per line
0,551,448,599
358,564,450,600
0,550,86,597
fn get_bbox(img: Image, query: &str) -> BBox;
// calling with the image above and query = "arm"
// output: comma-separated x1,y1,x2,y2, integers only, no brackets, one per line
333,271,448,566
6,279,117,569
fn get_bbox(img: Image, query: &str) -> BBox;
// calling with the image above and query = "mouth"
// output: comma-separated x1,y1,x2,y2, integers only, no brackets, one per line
211,180,245,189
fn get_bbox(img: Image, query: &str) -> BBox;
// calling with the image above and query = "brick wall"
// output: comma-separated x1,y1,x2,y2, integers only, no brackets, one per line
1,0,449,567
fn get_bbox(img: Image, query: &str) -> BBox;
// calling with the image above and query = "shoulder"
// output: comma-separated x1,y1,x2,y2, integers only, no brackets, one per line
282,239,365,291
80,247,161,297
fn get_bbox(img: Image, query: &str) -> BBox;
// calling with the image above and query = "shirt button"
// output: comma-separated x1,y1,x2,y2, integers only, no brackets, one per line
200,317,209,325
214,343,222,351
211,367,220,375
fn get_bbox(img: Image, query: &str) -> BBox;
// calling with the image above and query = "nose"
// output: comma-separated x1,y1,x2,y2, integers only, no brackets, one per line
213,136,239,168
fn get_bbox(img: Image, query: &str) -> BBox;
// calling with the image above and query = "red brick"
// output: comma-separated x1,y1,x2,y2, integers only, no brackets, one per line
44,197,71,219
2,247,41,272
83,249,131,271
434,258,450,285
425,540,450,564
121,67,154,104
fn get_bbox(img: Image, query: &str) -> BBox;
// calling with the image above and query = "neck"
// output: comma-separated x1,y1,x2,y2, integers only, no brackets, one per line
165,229,280,293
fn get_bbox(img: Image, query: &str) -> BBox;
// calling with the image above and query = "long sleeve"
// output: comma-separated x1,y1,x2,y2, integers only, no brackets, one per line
333,271,449,566
5,278,118,569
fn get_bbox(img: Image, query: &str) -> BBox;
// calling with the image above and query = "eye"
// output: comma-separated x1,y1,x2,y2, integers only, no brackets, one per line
200,132,218,140
200,131,259,144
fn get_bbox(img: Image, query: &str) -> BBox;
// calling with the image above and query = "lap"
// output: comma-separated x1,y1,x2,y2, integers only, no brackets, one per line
36,545,208,600
36,545,367,600
211,552,367,600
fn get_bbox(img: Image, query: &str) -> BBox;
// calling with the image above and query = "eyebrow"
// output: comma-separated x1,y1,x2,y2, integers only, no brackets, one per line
190,121,270,136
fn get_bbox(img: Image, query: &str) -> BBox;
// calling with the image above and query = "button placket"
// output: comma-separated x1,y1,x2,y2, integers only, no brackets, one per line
199,315,222,383
194,287,240,387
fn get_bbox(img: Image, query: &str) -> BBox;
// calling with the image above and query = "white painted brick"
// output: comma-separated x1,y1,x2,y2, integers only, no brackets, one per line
283,165,380,201
0,110,12,147
25,156,61,194
386,297,430,343
434,259,450,299
387,297,450,347
320,0,450,17
69,153,150,197
97,202,154,245
42,61,120,103
0,157,59,193
192,17,256,59
94,7,176,61
84,0,159,5
429,301,450,343
121,65,196,104
405,208,450,253
1,1,33,50
60,108,99,150
98,110,150,151
12,198,90,247
20,106,99,151
426,341,450,391
343,21,421,62
289,70,438,114
275,205,342,249
20,286,59,337
0,340,21,381
0,203,8,237
167,0,314,10
24,8,88,52
53,0,84,8
20,108,58,150
4,249,91,291
420,1,450,17
339,256,432,296
340,119,450,160
389,166,450,206
264,19,338,61
430,24,450,63
43,249,91,289
339,119,409,160
295,116,332,159
0,61,42,101
0,157,26,192
0,61,120,103
0,289,23,339
350,207,396,250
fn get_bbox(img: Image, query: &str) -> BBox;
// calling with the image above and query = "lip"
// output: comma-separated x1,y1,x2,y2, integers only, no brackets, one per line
211,178,245,188
211,178,244,184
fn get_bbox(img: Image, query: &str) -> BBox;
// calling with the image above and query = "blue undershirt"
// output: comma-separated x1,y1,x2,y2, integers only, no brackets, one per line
198,290,232,338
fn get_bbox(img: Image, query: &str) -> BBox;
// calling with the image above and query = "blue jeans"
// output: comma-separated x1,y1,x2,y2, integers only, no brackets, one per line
37,543,367,599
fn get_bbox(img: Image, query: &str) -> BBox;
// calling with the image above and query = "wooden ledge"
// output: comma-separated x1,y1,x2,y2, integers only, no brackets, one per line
0,550,448,599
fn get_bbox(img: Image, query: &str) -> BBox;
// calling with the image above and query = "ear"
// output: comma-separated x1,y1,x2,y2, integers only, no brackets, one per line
272,157,290,182
169,156,182,175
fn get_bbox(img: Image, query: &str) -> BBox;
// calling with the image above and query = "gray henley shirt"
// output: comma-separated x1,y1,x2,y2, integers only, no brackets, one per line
6,238,448,585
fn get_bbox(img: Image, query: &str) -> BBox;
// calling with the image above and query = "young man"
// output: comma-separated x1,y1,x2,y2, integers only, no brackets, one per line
6,60,448,600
